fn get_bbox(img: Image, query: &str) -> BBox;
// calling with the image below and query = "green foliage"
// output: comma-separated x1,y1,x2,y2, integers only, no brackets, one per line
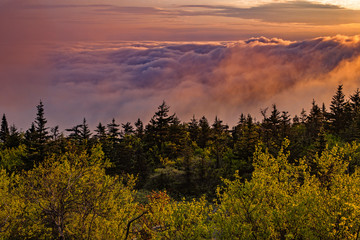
0,144,27,172
0,170,24,239
1,144,139,240
141,191,213,239
214,140,360,239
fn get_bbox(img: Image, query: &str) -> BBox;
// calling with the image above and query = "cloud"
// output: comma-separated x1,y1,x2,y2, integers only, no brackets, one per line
180,1,360,25
21,1,360,26
35,35,360,130
2,30,360,130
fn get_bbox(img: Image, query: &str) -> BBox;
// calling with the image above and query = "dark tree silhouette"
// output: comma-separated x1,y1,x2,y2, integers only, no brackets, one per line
0,114,9,143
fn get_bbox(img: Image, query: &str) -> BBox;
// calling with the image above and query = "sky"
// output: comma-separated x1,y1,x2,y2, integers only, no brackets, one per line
1,0,360,131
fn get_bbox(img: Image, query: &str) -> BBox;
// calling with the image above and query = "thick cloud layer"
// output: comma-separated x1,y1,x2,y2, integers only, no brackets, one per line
36,35,360,129
2,35,360,130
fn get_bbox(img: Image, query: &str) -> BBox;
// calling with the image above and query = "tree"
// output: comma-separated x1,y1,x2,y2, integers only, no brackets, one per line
261,104,282,152
79,118,91,140
350,88,360,113
122,122,134,136
306,99,323,140
134,118,144,138
188,115,200,143
11,144,139,239
211,116,229,169
147,101,175,146
280,111,291,139
34,100,49,144
0,114,9,143
107,118,120,140
50,126,60,141
300,108,307,124
214,141,360,239
94,122,107,140
6,125,21,148
66,125,81,140
0,170,23,238
198,116,211,149
346,89,360,141
231,114,259,178
66,119,91,142
141,191,213,239
329,85,347,133
150,101,175,129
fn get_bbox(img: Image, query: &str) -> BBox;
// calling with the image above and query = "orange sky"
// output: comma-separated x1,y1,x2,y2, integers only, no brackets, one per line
1,0,360,43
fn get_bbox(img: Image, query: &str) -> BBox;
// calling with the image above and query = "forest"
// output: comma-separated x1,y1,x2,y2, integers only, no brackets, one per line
2,84,360,239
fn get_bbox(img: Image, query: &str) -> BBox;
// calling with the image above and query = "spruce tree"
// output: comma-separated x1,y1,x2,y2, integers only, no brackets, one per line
122,122,134,136
66,118,91,141
66,125,81,140
107,118,120,140
211,116,228,169
329,85,346,133
35,100,49,144
0,114,9,143
51,126,60,140
350,88,360,113
79,118,91,140
280,111,291,138
147,101,175,148
198,116,211,148
94,122,107,140
307,100,323,140
188,115,200,143
149,101,175,133
7,124,21,148
134,118,144,138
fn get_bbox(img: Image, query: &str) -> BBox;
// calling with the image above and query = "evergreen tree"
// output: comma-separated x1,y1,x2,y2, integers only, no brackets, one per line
34,100,49,144
107,118,120,139
25,123,37,146
307,99,323,140
211,116,229,169
239,113,246,126
300,108,307,124
146,101,175,150
0,114,9,143
232,114,259,179
6,124,21,148
292,115,300,125
261,104,281,150
134,119,144,138
345,89,360,141
329,85,346,133
50,126,60,141
94,122,107,140
188,115,200,143
280,111,291,138
148,101,175,136
198,116,211,148
122,122,134,136
268,104,281,130
79,118,91,140
350,88,360,113
66,118,91,141
66,125,81,140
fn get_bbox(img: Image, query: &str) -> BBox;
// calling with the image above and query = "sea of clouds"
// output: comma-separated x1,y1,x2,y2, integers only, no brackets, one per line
2,35,360,130
42,35,360,129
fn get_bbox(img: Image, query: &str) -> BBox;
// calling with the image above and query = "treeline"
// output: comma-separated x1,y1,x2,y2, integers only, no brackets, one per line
1,85,360,197
2,133,360,238
2,85,360,238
